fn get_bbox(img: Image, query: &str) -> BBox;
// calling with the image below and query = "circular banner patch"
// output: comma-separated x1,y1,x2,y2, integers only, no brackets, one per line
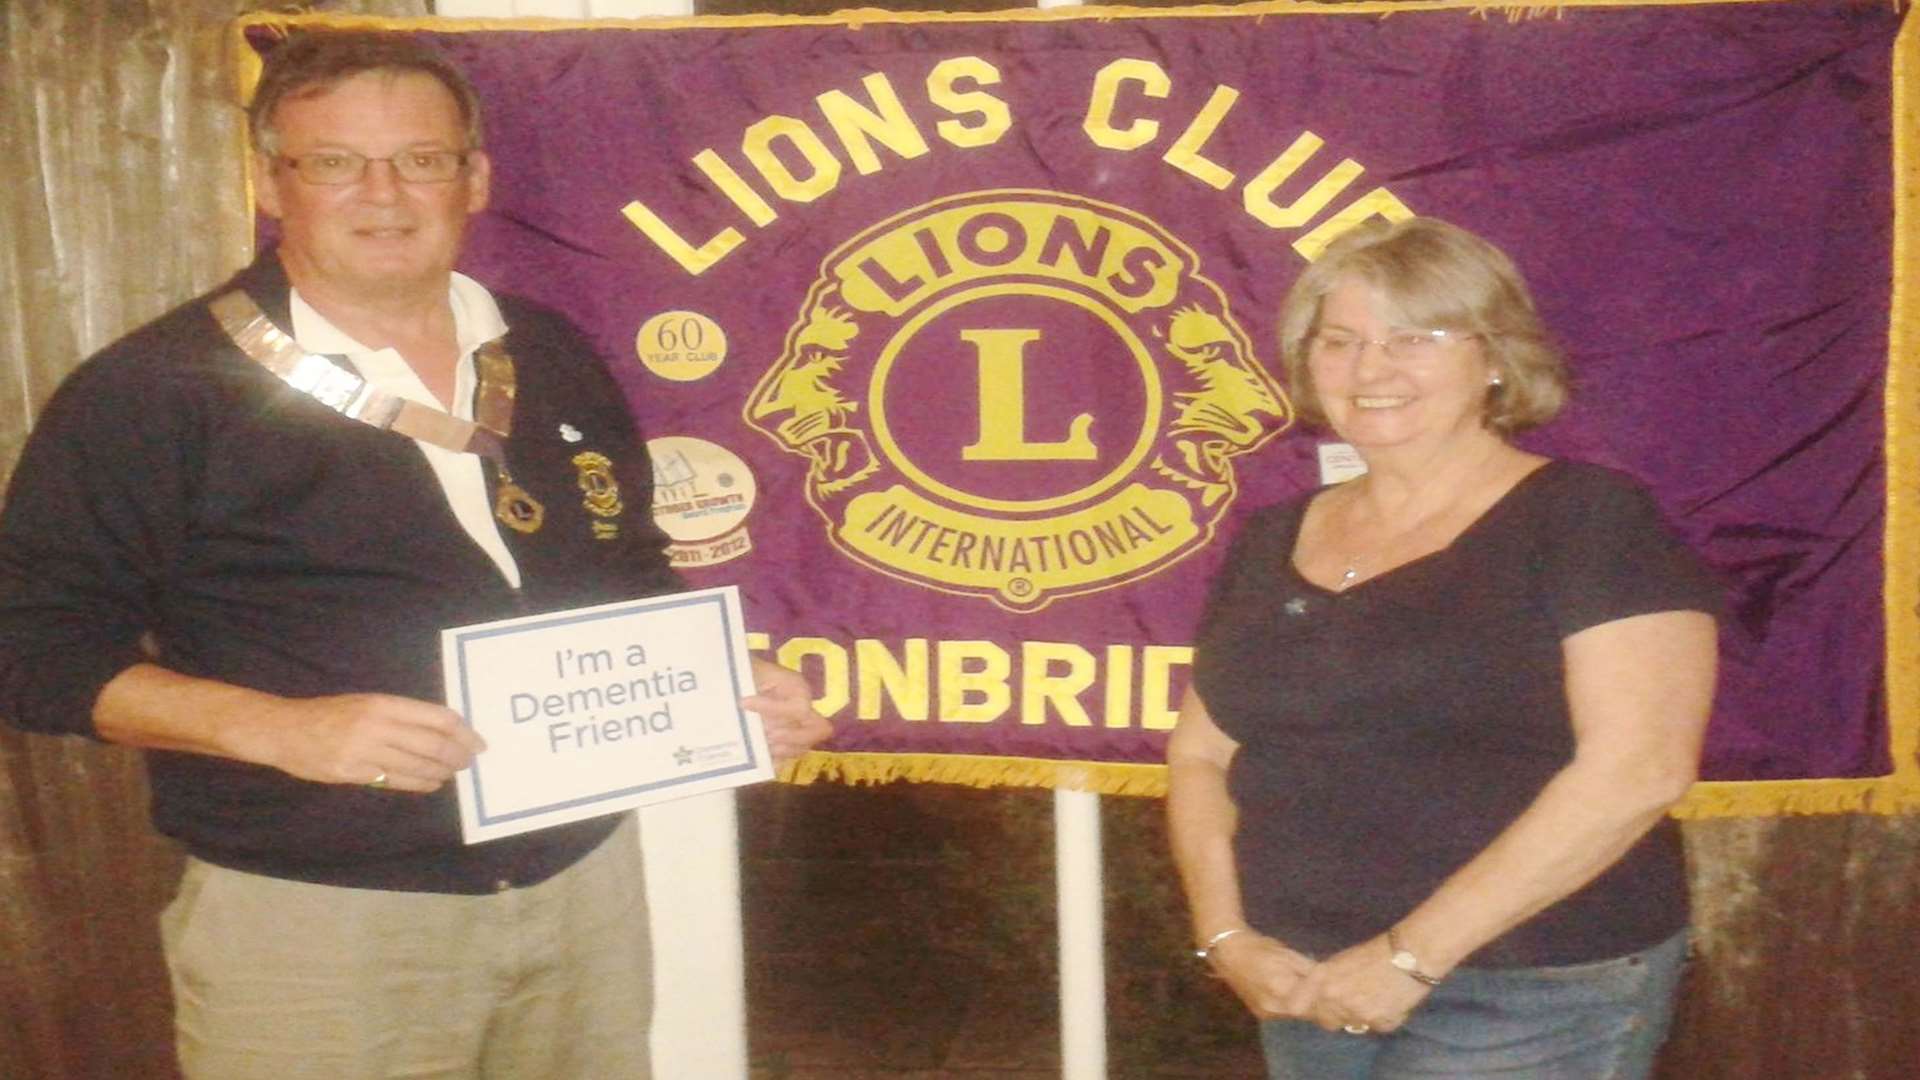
647,435,757,568
744,189,1292,611
637,310,728,383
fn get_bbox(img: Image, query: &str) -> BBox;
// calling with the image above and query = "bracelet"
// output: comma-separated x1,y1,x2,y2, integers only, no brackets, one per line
1194,927,1250,964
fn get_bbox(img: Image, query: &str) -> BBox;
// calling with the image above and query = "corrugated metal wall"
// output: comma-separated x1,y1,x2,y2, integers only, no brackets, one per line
0,5,424,1078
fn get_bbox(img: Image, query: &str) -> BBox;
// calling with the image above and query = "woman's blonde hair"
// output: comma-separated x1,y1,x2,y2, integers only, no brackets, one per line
1277,217,1568,434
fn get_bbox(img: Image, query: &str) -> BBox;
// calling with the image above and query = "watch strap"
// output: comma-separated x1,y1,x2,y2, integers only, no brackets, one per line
1387,925,1443,987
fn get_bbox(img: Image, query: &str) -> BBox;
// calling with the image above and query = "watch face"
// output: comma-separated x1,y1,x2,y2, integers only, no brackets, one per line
1390,950,1418,972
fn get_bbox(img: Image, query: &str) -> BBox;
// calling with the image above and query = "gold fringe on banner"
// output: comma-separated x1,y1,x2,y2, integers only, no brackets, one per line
770,764,1920,815
1677,777,1920,820
1873,0,1920,818
229,0,1806,45
782,751,1170,797
1469,5,1569,21
232,0,1920,818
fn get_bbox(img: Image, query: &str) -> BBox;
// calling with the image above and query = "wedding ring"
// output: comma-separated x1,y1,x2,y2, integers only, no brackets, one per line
1343,1023,1370,1035
368,771,389,788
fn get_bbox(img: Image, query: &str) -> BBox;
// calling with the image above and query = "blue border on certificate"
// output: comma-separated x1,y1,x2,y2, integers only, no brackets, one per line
448,592,758,826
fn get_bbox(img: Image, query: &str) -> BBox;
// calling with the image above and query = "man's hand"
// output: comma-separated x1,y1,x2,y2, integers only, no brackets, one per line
92,664,485,794
248,693,487,793
744,657,833,766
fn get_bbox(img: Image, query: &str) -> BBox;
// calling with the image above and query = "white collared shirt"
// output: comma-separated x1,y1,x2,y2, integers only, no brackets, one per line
288,273,523,588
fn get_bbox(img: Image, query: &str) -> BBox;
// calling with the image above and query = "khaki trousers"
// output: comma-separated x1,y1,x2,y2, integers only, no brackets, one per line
160,815,652,1080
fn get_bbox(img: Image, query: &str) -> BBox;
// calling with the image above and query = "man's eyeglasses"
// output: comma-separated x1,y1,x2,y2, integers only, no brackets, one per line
276,149,471,186
1307,328,1480,363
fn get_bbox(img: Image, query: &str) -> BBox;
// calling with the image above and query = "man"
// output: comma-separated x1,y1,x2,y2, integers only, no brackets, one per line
0,31,830,1078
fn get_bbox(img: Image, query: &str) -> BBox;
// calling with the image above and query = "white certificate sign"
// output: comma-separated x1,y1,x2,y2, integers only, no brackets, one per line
442,586,770,844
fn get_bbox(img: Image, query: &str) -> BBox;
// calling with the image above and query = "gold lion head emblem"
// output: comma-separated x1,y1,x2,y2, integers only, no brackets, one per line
746,290,878,496
1153,305,1291,507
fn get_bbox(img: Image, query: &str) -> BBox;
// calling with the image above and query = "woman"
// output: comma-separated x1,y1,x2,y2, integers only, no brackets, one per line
1168,217,1720,1079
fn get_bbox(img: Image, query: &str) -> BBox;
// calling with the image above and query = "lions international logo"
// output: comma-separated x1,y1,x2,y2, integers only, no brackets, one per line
745,189,1291,611
572,451,625,518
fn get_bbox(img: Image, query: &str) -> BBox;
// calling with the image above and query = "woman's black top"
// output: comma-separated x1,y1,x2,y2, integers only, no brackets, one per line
1191,460,1722,967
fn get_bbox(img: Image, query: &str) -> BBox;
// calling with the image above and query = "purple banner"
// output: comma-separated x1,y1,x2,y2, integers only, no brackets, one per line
243,2,1909,805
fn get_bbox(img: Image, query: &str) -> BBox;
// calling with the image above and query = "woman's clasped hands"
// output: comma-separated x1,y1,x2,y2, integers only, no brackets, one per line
1210,931,1435,1036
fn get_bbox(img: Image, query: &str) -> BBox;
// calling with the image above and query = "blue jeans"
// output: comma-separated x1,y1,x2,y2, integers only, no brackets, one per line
1259,931,1689,1080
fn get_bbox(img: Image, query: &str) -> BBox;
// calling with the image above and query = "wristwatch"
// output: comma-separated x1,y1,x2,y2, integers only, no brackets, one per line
1386,926,1443,987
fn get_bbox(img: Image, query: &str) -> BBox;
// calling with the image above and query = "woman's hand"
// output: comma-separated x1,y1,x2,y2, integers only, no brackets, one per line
1209,931,1321,1020
1290,934,1433,1034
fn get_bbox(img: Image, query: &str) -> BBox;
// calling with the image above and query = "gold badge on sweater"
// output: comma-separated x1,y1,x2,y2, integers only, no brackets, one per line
494,470,546,535
572,452,624,517
572,451,623,539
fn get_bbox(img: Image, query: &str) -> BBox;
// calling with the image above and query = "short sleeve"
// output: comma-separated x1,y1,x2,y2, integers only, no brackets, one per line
1533,467,1723,638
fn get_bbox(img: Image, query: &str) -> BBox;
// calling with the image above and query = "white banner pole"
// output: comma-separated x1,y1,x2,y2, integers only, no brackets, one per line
1055,786,1109,1078
640,792,749,1079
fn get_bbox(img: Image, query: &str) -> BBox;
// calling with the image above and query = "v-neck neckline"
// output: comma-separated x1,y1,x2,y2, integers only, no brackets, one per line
1285,458,1562,598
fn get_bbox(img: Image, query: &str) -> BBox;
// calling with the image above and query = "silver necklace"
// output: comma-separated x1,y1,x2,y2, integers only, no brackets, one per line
1332,448,1513,592
1333,498,1458,590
